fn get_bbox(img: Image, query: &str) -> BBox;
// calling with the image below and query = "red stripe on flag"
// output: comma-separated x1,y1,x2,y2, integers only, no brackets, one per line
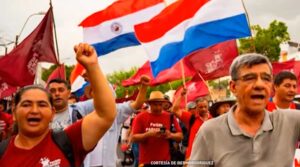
70,63,84,84
134,0,208,42
79,0,164,27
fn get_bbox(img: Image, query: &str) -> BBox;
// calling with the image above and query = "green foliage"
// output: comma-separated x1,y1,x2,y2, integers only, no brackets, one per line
208,79,229,89
106,67,188,98
208,78,231,96
107,67,138,98
239,20,290,62
41,64,74,82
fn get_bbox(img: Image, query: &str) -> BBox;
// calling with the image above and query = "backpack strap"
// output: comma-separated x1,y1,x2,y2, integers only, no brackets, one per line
170,113,174,132
293,103,300,110
70,104,83,123
185,114,196,147
189,115,196,129
51,130,76,167
0,138,10,158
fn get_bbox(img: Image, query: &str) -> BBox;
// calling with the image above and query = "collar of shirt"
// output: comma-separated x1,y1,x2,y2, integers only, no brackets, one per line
227,106,273,137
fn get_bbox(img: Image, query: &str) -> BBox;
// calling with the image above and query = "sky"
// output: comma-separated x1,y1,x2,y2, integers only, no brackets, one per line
0,0,299,75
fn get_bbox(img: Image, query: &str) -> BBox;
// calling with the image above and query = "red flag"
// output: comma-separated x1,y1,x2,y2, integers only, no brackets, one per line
0,8,58,87
122,59,196,86
292,61,300,94
173,74,209,109
115,90,139,103
185,40,238,80
0,77,18,98
272,59,295,75
46,64,66,84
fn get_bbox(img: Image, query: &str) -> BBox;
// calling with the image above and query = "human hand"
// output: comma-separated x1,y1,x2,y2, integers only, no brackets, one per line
163,129,173,139
139,75,151,86
146,129,161,138
74,43,98,70
181,88,187,97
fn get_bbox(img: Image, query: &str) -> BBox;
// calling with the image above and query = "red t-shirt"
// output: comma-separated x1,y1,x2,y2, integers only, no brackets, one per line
180,112,204,159
132,111,182,165
266,101,298,112
0,120,88,167
0,112,13,139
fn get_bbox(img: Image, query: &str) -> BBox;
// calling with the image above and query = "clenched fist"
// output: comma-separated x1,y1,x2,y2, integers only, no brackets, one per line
74,43,98,69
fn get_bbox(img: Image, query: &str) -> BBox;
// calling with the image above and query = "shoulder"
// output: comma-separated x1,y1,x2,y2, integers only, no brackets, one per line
270,109,300,127
200,114,228,134
162,111,172,116
135,111,149,119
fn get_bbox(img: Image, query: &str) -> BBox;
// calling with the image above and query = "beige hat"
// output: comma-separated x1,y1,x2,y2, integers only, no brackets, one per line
209,98,236,117
147,91,169,103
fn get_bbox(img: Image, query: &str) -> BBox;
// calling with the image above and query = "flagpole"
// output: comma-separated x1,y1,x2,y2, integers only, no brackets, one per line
241,0,256,52
196,71,214,100
50,0,61,64
61,63,66,80
180,60,188,108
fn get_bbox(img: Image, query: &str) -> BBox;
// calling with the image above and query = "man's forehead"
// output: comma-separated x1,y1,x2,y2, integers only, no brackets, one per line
281,79,297,84
239,64,271,74
48,82,67,89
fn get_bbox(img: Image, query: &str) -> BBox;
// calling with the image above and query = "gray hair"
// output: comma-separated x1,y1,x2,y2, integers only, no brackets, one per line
229,53,272,81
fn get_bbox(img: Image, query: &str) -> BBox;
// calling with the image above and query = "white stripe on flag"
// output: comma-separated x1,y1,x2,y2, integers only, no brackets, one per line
83,3,165,44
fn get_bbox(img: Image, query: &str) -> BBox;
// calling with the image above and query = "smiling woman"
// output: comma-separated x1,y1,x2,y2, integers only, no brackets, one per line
13,85,54,138
0,43,116,167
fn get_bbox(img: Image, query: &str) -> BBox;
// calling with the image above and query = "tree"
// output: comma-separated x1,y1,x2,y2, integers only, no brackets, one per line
107,67,138,98
239,20,290,62
106,67,186,98
208,78,231,97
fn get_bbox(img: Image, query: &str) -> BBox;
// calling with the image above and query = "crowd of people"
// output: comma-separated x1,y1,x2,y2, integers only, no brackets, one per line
1,44,300,167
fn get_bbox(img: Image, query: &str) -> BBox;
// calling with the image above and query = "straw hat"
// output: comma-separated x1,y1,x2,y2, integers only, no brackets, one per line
147,91,169,103
209,98,236,117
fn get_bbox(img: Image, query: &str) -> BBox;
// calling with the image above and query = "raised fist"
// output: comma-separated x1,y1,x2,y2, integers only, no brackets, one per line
74,43,98,69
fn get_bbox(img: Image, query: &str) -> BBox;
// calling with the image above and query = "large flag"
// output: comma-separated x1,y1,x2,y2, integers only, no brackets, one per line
122,59,196,86
79,0,165,56
185,40,238,80
0,8,58,88
134,0,251,77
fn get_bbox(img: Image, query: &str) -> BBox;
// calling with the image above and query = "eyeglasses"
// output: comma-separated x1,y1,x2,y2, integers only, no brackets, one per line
236,73,273,84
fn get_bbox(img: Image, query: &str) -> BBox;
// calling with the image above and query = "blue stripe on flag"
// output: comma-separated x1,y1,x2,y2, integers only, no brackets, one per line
151,14,251,77
74,82,89,97
92,32,140,56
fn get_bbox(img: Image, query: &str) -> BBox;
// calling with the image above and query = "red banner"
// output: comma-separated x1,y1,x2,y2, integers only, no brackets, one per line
122,59,196,86
0,8,58,87
185,40,238,80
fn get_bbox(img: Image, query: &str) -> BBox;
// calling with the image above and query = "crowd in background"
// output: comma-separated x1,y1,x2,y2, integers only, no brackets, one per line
1,50,300,167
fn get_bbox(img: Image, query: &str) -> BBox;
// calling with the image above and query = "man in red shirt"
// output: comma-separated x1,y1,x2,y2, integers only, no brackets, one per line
172,92,210,160
131,91,183,166
266,71,299,111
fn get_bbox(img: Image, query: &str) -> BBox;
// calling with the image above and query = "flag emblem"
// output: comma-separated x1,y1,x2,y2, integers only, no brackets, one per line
111,22,123,34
